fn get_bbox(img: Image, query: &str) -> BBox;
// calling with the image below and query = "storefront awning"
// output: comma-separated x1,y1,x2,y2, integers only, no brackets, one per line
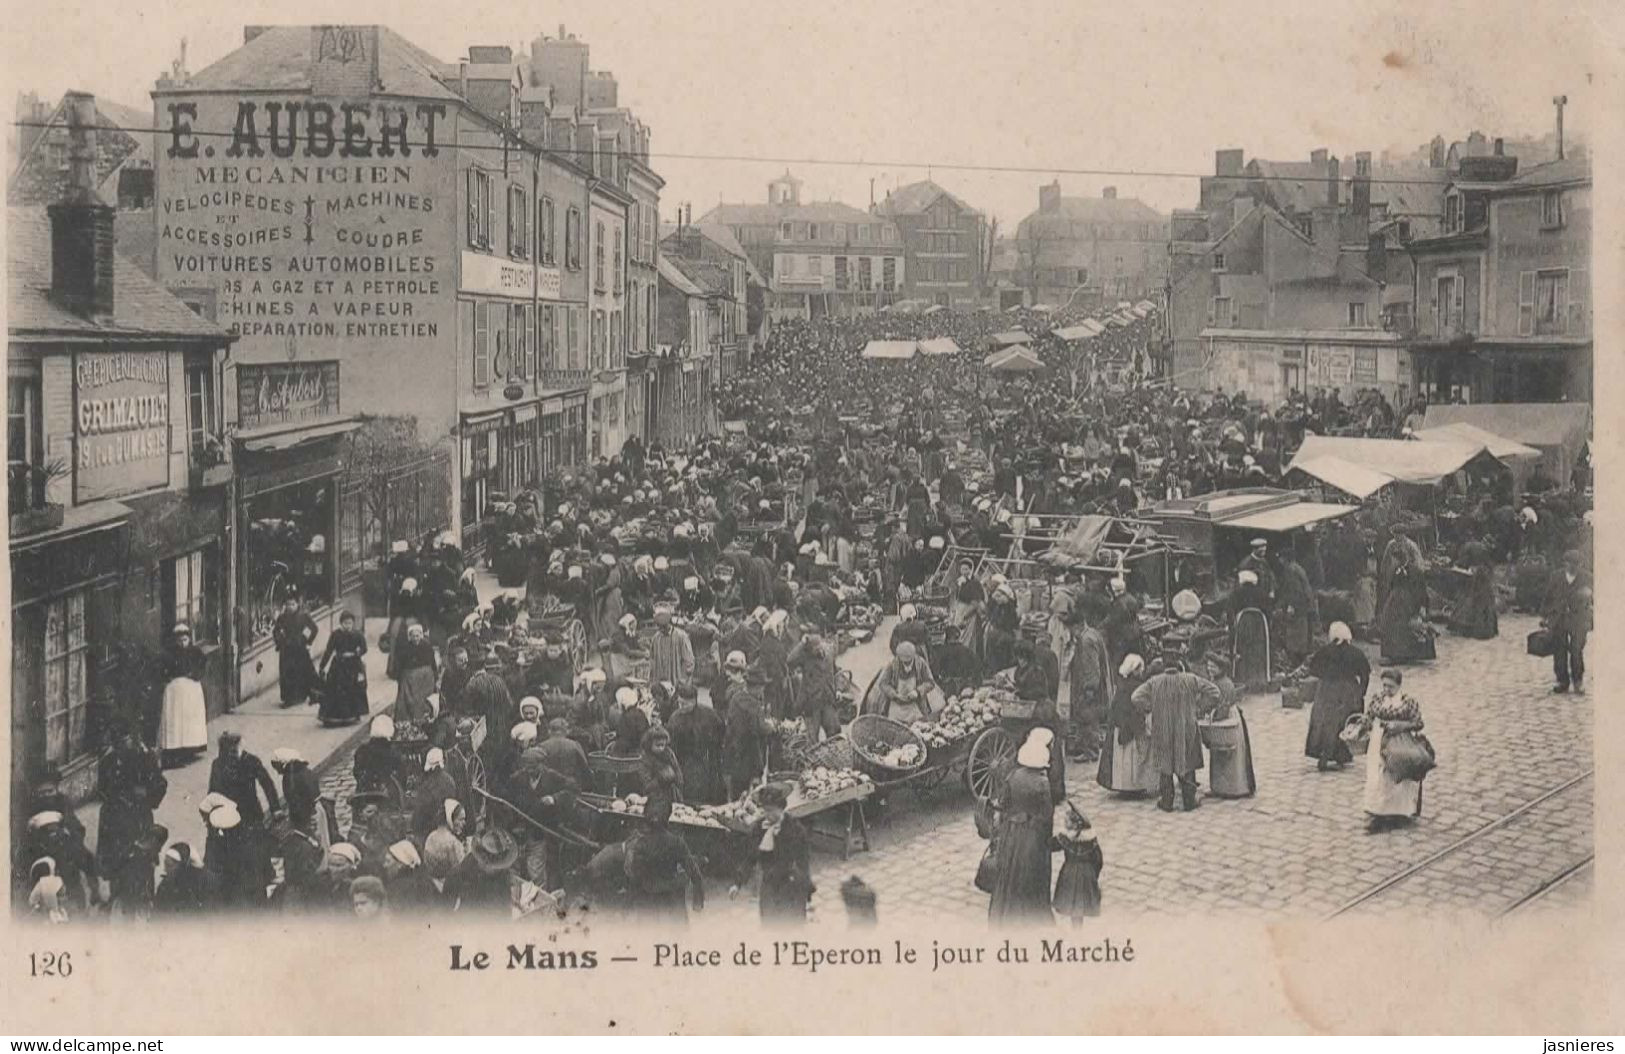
236,416,362,453
8,499,132,554
1222,501,1359,533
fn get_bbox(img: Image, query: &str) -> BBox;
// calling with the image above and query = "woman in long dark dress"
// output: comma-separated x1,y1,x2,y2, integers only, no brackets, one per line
272,595,320,708
1377,547,1435,664
1303,621,1369,770
392,622,439,726
987,728,1058,926
318,610,369,726
1446,543,1499,640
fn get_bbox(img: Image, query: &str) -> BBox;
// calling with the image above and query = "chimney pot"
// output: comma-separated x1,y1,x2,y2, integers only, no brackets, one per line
1311,148,1329,165
1493,137,1504,156
50,92,115,321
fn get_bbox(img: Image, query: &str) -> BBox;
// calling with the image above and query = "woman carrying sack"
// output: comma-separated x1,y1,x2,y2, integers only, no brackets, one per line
1359,667,1435,833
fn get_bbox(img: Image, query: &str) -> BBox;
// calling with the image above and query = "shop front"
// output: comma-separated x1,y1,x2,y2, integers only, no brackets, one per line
459,409,505,553
539,389,590,478
1200,329,1411,408
232,361,359,702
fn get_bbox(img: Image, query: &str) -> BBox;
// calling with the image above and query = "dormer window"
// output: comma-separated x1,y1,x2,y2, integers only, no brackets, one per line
1444,192,1464,234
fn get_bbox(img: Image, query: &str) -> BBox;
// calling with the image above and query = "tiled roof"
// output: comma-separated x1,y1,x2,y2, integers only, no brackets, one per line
7,207,230,340
657,255,704,297
181,25,460,100
1018,194,1164,235
1500,158,1591,190
7,95,151,206
875,179,978,217
1246,160,1334,214
670,255,732,296
700,199,882,227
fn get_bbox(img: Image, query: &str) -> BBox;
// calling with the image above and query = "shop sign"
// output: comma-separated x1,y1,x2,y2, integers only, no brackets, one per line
502,382,526,401
1353,348,1379,383
238,361,341,430
75,351,172,502
513,405,538,424
461,251,563,300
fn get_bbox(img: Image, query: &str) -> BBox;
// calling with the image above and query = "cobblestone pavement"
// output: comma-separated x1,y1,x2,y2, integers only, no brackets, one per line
321,602,1592,924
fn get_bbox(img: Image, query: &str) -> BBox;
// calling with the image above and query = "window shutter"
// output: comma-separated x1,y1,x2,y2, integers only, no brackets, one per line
1568,268,1587,335
1517,271,1536,336
466,170,478,247
485,176,495,250
473,302,490,387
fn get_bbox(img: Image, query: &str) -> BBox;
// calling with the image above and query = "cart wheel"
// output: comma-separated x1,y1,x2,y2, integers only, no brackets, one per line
567,618,587,673
965,727,1015,803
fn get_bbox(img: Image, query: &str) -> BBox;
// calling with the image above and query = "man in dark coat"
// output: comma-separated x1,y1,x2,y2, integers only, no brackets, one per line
1132,659,1221,812
1238,538,1277,600
1544,549,1593,694
466,651,517,775
667,685,726,804
95,722,167,875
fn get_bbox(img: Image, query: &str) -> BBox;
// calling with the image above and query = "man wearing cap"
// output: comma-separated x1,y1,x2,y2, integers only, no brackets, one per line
270,748,321,835
722,665,775,800
1239,538,1276,600
647,603,695,694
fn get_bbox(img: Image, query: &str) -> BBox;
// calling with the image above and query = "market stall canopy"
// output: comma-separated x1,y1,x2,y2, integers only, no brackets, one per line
1413,423,1539,462
922,304,947,315
1134,300,1157,312
918,337,962,356
1222,500,1360,533
1030,303,1056,313
1052,324,1100,341
1420,402,1591,482
861,339,919,361
1104,314,1131,327
723,420,749,434
1287,455,1396,499
985,346,1046,372
990,330,1034,347
1288,435,1487,486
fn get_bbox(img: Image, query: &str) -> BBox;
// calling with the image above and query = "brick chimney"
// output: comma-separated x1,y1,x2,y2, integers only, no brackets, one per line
1039,180,1061,212
1101,186,1117,200
1310,148,1328,165
1325,155,1340,205
1214,148,1244,177
1352,151,1371,216
49,92,115,321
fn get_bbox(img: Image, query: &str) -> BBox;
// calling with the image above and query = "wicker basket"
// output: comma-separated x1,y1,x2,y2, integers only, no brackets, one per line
848,714,929,777
801,734,856,771
1197,715,1244,752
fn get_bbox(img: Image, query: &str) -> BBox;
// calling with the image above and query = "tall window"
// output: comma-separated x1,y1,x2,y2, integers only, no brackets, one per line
1211,296,1233,327
1530,268,1570,336
595,221,607,292
566,307,580,369
859,256,873,291
41,592,90,767
165,549,214,643
186,359,215,460
8,367,44,514
566,208,583,270
1444,193,1463,234
1435,273,1462,335
780,221,793,240
646,285,657,349
539,198,556,265
630,205,642,265
1541,191,1565,229
610,311,623,369
1348,301,1367,327
882,257,896,292
613,224,624,293
809,256,822,277
508,186,529,259
467,168,492,249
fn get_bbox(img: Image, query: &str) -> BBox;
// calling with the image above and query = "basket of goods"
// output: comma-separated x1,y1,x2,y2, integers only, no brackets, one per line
848,714,929,777
391,719,433,771
801,734,856,772
793,767,872,806
696,791,768,834
1197,704,1243,752
908,690,1001,751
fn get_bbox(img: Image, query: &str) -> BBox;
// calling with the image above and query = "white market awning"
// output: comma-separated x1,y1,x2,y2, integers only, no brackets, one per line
1288,455,1396,499
1222,501,1360,533
918,337,962,356
861,340,919,360
1052,325,1098,341
1413,423,1540,463
984,346,1046,372
1288,435,1487,486
990,330,1033,346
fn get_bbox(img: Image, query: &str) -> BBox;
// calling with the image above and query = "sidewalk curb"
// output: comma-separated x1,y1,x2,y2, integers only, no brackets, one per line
310,702,396,783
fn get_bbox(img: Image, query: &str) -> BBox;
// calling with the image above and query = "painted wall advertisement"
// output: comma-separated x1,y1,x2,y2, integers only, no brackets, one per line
238,361,341,430
75,351,171,501
1306,345,1355,387
153,89,456,360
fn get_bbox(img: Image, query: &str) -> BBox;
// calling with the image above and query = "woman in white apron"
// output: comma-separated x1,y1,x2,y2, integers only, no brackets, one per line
157,623,209,767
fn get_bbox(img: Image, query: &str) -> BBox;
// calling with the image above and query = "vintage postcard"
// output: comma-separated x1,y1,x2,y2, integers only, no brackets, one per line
2,0,1621,1035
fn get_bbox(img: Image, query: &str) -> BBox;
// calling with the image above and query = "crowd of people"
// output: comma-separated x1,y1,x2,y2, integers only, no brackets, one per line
16,301,1593,928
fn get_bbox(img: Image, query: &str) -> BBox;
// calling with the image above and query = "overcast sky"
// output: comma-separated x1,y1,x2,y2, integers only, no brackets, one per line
4,0,1609,230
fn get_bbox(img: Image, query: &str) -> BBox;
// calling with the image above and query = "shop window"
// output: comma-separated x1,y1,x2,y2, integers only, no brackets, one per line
242,480,335,644
164,548,216,644
41,592,91,768
8,366,44,514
